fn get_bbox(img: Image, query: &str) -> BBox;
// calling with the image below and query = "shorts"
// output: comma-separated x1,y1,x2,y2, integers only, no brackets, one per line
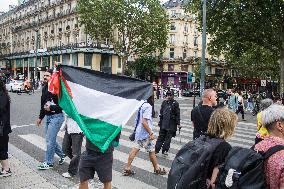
134,138,155,152
79,149,113,183
0,135,9,160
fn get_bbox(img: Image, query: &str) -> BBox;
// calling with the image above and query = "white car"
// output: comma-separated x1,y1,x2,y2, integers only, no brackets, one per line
5,80,24,92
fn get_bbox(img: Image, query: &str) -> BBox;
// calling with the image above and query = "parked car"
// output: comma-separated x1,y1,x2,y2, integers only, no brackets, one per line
182,89,200,97
5,80,24,92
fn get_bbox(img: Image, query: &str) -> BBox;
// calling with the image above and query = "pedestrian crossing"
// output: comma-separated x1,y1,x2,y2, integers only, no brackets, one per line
13,117,257,189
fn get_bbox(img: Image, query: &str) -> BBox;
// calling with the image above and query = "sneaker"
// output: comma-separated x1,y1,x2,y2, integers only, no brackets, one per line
59,156,65,165
37,162,53,170
62,172,74,178
0,168,12,177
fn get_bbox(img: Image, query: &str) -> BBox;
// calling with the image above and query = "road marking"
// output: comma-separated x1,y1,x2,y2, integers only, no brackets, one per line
11,124,36,129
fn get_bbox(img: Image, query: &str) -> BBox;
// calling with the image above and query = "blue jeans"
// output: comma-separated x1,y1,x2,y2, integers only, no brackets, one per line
44,113,65,165
247,102,254,111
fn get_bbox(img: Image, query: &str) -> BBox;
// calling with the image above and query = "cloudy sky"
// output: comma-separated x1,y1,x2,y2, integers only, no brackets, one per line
0,0,168,13
0,0,18,12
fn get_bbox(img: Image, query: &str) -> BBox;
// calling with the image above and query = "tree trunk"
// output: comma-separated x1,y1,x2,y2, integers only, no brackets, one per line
280,48,284,93
121,56,127,75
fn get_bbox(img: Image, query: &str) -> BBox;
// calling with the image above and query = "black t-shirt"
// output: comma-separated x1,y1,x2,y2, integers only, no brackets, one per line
207,141,232,179
191,105,214,133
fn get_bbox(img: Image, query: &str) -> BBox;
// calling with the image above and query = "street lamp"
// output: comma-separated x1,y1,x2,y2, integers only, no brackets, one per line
200,0,207,95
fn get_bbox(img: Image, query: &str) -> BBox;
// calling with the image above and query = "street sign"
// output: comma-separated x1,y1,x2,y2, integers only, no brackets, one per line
187,72,193,83
261,80,266,87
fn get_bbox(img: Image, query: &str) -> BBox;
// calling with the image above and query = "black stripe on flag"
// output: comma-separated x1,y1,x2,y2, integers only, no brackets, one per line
60,65,153,101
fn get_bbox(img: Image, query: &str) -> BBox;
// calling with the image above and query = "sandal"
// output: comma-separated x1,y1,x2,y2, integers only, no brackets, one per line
122,169,135,176
154,167,167,175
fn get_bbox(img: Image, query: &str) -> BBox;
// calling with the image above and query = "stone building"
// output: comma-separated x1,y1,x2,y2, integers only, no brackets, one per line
0,0,122,80
160,0,228,89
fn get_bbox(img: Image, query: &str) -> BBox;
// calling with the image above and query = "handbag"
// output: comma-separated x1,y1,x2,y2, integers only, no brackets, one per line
129,103,145,141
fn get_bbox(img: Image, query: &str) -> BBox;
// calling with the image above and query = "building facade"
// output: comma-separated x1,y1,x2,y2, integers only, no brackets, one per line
160,0,228,90
0,0,122,80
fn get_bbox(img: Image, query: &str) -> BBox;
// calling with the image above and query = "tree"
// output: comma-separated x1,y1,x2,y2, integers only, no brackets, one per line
126,56,159,81
77,0,169,74
185,0,284,92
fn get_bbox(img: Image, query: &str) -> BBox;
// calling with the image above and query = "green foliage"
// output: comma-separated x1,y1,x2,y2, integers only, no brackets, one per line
127,56,159,81
193,60,201,80
77,0,169,60
227,44,279,80
184,0,284,81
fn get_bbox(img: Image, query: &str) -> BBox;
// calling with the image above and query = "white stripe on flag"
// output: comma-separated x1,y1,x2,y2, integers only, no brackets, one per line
67,81,143,126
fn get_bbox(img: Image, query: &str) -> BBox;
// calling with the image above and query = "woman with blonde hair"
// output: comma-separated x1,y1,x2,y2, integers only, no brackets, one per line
206,108,237,189
167,108,237,189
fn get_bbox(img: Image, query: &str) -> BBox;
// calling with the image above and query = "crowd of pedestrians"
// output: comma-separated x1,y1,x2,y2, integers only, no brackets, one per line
1,74,284,189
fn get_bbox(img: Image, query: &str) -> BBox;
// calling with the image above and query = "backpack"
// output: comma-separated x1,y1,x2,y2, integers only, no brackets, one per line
167,135,224,189
215,145,284,189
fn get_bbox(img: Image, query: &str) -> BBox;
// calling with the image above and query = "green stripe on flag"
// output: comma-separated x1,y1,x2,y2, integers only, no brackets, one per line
59,78,122,153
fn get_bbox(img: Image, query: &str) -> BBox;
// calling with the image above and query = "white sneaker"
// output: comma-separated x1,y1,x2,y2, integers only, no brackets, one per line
0,168,12,177
62,172,73,178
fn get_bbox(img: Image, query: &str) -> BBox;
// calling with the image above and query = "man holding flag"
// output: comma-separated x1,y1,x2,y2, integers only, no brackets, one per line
48,65,153,189
36,69,65,170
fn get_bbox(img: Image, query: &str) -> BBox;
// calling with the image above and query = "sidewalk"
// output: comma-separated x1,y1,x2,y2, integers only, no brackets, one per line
1,154,58,189
2,144,116,189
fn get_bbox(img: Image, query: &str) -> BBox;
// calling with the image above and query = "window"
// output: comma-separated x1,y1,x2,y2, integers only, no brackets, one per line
170,22,176,30
62,54,70,65
169,48,174,59
169,34,175,45
184,23,189,32
42,57,50,67
208,67,212,74
118,57,122,69
72,53,78,66
168,64,174,71
194,37,198,47
84,53,92,67
181,64,188,72
101,54,112,74
183,49,187,59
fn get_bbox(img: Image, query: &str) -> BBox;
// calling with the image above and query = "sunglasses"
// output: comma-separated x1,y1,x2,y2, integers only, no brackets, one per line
44,75,51,77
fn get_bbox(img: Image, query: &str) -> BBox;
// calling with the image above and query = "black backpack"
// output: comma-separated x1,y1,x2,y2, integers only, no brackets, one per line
215,145,284,189
167,135,224,189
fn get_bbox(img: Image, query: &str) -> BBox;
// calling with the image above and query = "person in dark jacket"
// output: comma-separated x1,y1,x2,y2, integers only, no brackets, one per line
155,91,180,156
36,69,65,170
0,80,12,177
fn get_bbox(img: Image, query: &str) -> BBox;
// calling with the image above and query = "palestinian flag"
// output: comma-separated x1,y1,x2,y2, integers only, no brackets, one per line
49,65,152,152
